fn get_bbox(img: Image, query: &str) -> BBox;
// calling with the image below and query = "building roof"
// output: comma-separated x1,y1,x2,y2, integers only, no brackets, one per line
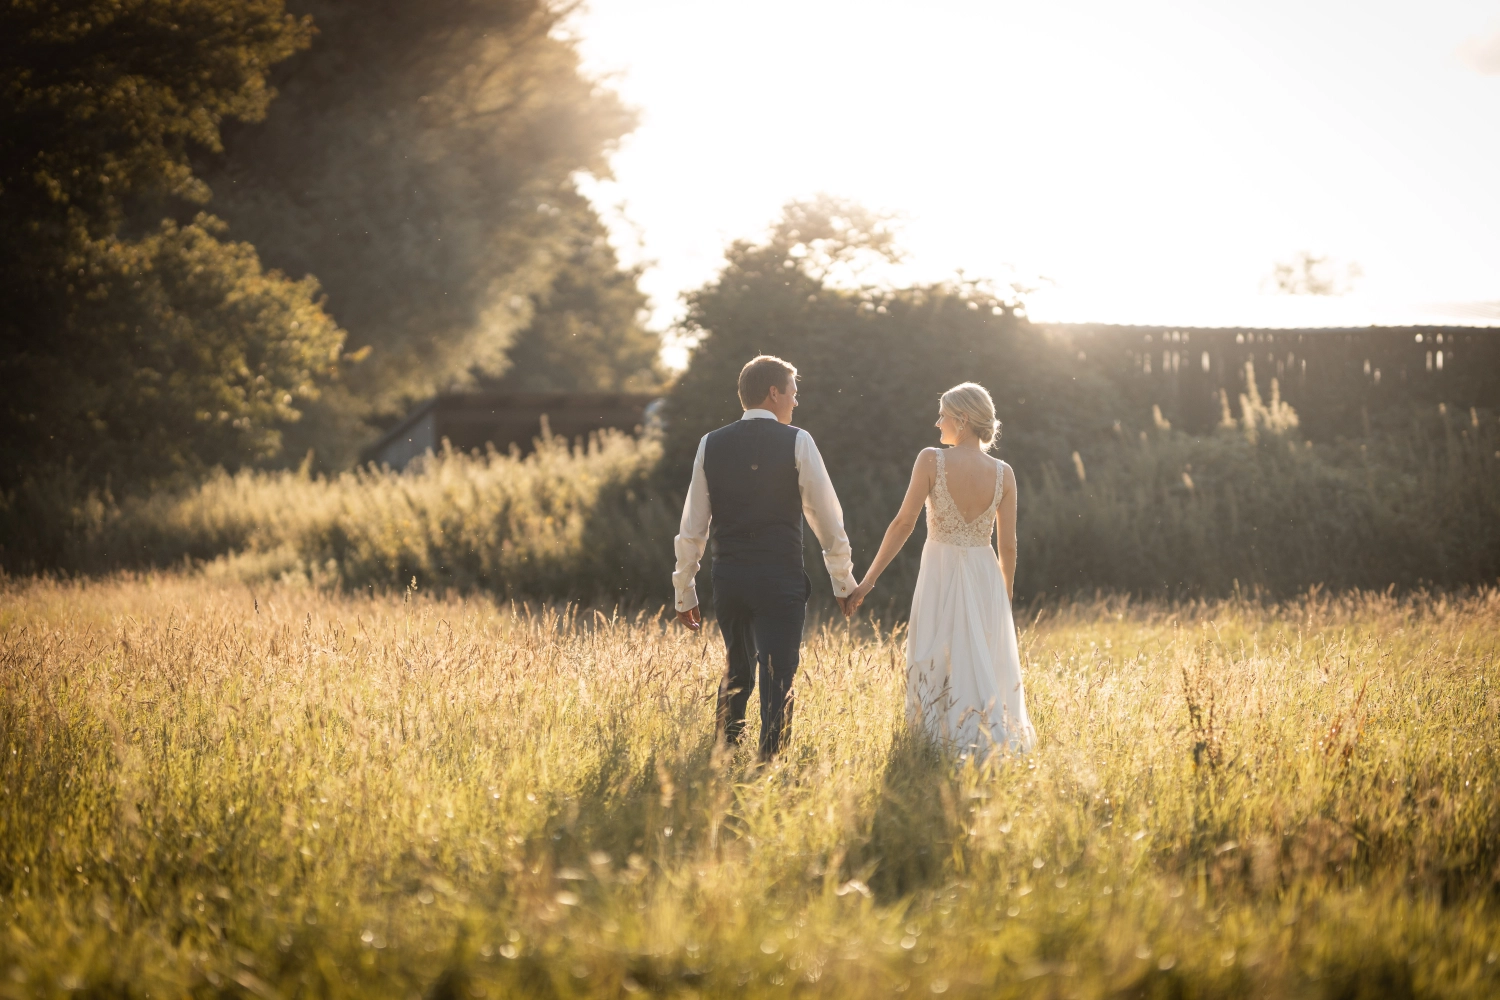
366,390,660,462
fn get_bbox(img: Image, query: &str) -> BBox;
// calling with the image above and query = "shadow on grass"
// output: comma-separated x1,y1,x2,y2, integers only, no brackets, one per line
846,726,958,904
536,718,726,869
1316,955,1417,1000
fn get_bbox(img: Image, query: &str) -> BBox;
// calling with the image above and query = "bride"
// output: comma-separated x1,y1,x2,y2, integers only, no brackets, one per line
848,382,1036,756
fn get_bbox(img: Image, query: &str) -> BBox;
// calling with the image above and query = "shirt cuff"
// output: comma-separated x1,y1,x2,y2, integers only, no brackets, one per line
675,585,699,613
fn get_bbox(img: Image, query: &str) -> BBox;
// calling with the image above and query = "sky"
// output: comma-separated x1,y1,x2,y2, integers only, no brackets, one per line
566,0,1500,343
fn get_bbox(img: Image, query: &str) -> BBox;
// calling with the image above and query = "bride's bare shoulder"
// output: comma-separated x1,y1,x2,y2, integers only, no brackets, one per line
910,447,939,477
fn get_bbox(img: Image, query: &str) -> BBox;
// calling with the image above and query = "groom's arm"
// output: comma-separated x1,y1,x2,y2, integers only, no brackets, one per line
672,435,712,623
794,430,856,605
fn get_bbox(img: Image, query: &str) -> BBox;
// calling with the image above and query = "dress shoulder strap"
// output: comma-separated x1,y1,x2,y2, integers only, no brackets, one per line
993,459,1004,509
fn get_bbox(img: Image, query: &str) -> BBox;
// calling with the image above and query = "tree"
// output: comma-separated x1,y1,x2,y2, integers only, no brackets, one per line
0,0,313,239
0,0,342,490
1266,251,1362,296
44,216,341,484
204,0,643,456
660,196,1129,605
489,189,661,393
663,196,1125,485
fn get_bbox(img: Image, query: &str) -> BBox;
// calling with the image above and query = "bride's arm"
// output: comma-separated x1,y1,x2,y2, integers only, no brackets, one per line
996,463,1018,601
849,450,937,607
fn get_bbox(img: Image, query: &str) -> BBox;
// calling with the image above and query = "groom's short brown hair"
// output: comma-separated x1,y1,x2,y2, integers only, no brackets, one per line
738,355,797,409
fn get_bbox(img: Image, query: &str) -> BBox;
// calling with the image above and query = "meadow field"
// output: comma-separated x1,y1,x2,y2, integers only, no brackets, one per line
2,574,1498,998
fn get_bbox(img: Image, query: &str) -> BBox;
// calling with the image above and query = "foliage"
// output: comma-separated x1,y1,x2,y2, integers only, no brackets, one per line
0,0,649,487
661,196,1127,488
2,576,1498,997
1014,404,1500,603
4,408,1496,609
0,0,314,234
1266,251,1362,296
6,215,342,489
205,0,642,430
488,189,661,393
650,199,1497,606
0,0,340,491
0,428,672,599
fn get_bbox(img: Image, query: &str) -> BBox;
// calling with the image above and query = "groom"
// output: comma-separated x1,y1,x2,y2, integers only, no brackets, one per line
673,355,856,760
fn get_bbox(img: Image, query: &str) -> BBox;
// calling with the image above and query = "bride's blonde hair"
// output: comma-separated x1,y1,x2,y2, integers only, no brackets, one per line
940,382,1001,452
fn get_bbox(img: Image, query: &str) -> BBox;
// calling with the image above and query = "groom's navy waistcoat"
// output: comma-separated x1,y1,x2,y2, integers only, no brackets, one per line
703,418,802,570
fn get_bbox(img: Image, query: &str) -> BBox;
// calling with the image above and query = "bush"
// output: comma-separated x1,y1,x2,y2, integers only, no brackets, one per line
4,407,1496,611
659,197,1125,489
1016,406,1500,600
0,429,676,605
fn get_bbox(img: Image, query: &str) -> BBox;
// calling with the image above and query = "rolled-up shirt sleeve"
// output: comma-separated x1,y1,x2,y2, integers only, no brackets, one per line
795,429,856,598
671,435,711,612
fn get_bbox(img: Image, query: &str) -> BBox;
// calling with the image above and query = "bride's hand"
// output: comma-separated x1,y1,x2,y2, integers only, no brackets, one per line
847,579,874,614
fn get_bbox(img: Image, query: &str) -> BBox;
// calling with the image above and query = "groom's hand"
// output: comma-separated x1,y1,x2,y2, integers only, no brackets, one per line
676,605,702,631
836,595,851,618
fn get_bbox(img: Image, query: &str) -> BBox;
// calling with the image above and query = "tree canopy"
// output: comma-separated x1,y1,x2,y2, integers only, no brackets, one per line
488,188,660,393
662,196,1127,488
205,0,649,449
1,0,655,486
0,0,341,489
0,0,314,237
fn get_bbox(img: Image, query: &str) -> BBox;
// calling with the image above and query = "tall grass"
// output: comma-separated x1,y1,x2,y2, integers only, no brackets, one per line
1,575,1497,997
0,430,677,604
1015,404,1500,600
2,406,1496,606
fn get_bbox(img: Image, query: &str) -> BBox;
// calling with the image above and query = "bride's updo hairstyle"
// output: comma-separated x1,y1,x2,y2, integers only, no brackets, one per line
940,382,1001,452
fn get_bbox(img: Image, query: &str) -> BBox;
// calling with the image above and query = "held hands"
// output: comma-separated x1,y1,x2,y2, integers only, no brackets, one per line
676,605,702,631
845,578,875,616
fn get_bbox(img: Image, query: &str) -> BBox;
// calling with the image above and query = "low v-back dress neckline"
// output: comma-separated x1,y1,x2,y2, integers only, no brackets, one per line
931,449,1003,534
904,448,1035,755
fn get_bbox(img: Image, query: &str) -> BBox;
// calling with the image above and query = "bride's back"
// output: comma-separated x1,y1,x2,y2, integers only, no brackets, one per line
936,447,1003,522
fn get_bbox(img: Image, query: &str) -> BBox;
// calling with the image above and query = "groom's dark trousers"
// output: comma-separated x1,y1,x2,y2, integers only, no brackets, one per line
712,564,810,758
702,417,809,759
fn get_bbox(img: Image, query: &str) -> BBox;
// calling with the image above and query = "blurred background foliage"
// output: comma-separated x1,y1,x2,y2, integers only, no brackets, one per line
0,6,1496,604
1,192,1493,604
202,0,655,466
482,192,662,396
4,402,1494,610
662,196,1125,481
1,0,659,489
24,214,344,487
0,0,331,490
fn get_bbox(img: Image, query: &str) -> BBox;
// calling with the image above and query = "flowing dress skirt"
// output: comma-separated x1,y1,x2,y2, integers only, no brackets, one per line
905,538,1036,755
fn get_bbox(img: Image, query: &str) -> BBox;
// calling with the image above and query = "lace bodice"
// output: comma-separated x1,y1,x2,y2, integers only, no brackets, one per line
925,450,1003,547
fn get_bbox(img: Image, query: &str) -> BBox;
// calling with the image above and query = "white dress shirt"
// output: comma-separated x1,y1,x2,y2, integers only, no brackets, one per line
672,409,857,612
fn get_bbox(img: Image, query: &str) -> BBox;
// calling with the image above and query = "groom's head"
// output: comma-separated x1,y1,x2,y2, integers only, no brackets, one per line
738,355,798,423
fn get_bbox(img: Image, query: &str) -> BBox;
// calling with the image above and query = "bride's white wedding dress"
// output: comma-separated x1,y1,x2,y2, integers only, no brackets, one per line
905,450,1036,755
